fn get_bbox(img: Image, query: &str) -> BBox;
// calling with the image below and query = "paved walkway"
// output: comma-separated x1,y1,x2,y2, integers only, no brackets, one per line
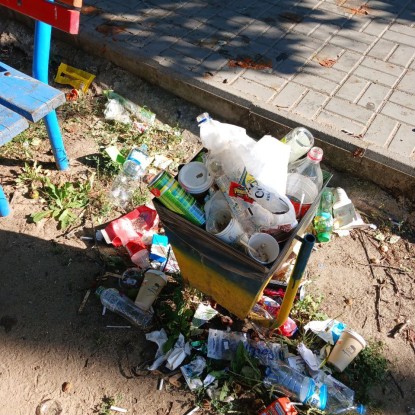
45,1,415,182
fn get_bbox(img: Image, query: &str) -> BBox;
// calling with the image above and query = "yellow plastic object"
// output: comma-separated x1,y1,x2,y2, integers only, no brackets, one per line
54,63,95,93
271,234,316,330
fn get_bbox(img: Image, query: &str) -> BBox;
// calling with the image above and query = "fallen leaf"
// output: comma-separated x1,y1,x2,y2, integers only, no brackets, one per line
96,24,127,36
349,4,370,15
318,58,337,68
389,235,401,244
228,57,272,70
81,5,101,15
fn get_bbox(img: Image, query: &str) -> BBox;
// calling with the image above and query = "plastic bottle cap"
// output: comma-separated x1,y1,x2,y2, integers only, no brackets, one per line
307,147,323,162
196,112,211,124
357,404,366,414
319,384,327,410
95,286,105,296
317,232,331,243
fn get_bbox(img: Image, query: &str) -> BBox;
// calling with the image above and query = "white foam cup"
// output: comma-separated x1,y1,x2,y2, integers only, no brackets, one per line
327,329,367,372
247,233,280,265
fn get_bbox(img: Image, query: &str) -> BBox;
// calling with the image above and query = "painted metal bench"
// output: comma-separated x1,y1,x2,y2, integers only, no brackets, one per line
0,0,82,216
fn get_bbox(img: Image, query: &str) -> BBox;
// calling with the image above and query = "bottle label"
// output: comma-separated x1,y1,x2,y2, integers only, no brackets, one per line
127,149,148,167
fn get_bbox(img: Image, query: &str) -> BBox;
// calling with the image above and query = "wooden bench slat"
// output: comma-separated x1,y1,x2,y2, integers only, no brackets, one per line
0,62,66,123
0,104,29,146
0,0,80,34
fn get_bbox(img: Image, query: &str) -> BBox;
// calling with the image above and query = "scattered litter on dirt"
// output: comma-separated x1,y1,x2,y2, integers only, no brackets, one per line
0,17,414,415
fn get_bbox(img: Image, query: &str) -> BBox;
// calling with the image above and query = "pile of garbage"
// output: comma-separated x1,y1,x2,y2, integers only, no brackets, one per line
86,111,374,414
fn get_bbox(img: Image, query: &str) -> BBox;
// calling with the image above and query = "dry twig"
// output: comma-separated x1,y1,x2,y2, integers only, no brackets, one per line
356,263,409,273
357,230,377,279
388,319,411,338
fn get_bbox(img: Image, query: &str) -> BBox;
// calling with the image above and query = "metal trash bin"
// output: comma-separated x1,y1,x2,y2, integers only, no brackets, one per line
153,173,332,319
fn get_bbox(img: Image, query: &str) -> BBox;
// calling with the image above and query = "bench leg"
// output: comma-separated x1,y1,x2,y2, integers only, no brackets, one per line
0,185,11,217
33,20,69,171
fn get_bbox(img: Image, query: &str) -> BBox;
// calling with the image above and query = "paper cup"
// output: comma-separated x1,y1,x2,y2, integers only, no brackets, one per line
134,269,167,311
178,162,213,202
328,329,366,372
207,209,245,244
286,173,319,218
248,233,280,265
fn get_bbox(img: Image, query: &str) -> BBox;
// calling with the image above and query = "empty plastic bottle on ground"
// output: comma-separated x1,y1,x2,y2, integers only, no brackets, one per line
314,189,334,242
110,147,150,208
264,360,327,410
96,286,153,328
325,391,366,414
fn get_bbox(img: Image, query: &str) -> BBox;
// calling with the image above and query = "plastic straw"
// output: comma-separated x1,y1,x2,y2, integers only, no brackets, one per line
298,193,305,218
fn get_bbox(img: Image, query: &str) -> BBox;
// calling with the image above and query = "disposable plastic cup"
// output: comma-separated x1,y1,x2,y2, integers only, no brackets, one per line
134,269,167,311
207,209,245,244
286,173,319,218
328,328,367,372
247,233,280,265
178,161,213,202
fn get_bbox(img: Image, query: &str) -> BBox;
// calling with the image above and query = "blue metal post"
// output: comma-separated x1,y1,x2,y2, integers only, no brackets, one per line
33,20,69,171
0,185,11,216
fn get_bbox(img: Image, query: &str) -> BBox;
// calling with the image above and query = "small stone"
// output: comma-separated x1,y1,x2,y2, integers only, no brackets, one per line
62,382,72,393
380,244,389,253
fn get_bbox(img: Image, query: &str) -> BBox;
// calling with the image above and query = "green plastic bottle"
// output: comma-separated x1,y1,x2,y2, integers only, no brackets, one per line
314,189,333,242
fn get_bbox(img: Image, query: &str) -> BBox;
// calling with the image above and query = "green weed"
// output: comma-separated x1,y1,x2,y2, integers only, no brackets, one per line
95,394,123,415
291,295,328,325
16,161,47,190
340,340,388,404
31,175,93,229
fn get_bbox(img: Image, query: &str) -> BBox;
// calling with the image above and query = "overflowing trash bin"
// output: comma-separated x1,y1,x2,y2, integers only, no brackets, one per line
150,114,332,319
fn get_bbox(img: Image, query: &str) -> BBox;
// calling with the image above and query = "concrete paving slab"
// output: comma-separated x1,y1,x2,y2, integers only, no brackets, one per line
4,0,415,196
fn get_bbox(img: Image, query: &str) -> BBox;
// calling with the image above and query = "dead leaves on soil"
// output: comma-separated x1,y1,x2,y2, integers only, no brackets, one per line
318,58,337,68
228,57,272,70
96,24,128,36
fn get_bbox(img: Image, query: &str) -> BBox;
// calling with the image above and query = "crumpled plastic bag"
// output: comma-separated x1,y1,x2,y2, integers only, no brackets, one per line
297,342,322,373
104,99,132,124
146,329,191,371
180,356,207,391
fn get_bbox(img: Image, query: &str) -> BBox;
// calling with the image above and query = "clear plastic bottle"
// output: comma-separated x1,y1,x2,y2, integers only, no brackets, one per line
96,286,153,328
325,392,366,414
264,361,327,410
314,189,334,242
110,147,150,208
286,147,324,218
281,127,314,163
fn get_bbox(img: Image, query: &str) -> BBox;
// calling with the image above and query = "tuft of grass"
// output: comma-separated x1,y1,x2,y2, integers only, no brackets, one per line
340,340,388,404
290,295,328,325
31,175,93,229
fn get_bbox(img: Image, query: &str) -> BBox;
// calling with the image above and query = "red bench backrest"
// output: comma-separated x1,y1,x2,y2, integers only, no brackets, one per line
0,0,81,34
